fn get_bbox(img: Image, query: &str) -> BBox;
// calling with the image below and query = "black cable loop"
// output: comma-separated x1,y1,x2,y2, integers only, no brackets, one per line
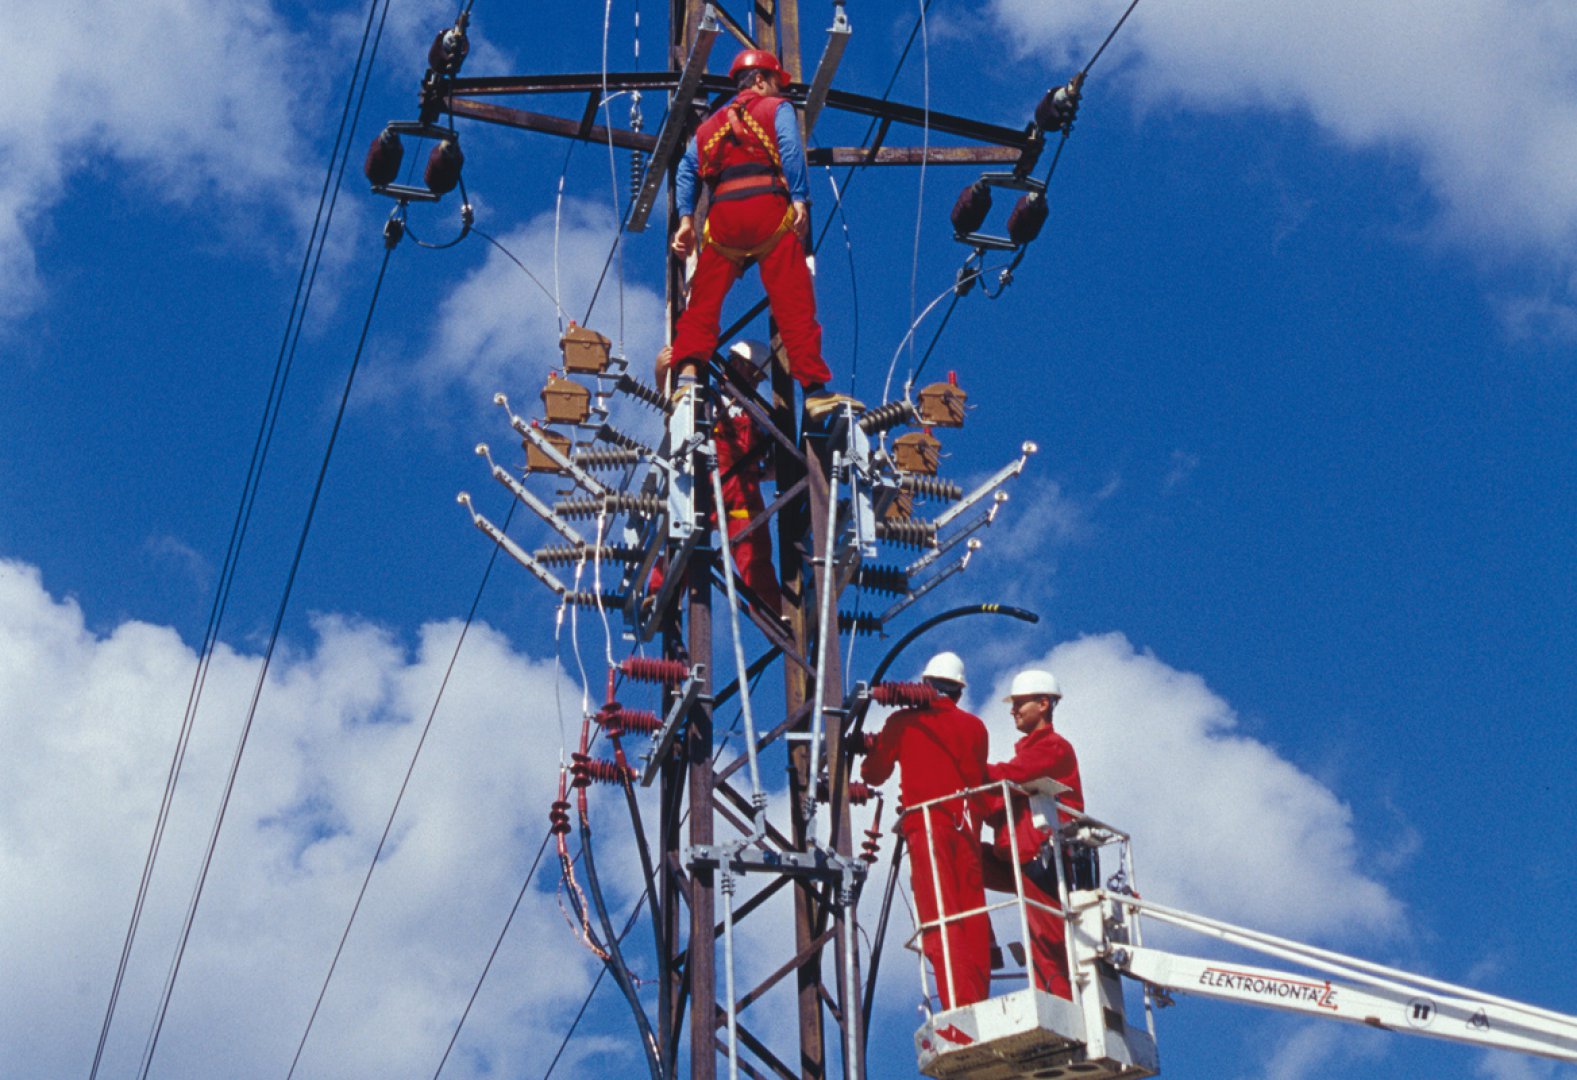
137,234,400,1080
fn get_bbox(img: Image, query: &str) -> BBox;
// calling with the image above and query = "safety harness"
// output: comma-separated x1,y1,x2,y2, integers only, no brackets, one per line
694,89,794,266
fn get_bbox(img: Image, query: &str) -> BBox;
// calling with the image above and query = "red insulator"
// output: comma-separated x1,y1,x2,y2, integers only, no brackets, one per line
1006,191,1049,245
571,752,637,787
860,827,882,864
871,681,939,708
424,139,464,194
950,180,992,236
549,799,573,836
619,657,690,687
595,704,663,735
364,128,404,187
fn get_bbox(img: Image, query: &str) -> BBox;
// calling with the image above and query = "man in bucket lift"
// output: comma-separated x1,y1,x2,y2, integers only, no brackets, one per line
859,652,991,1009
669,48,859,420
979,668,1087,1000
651,340,783,617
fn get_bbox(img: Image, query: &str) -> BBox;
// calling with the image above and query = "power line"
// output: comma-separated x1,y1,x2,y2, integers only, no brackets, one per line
137,224,401,1080
86,0,394,1073
285,500,517,1078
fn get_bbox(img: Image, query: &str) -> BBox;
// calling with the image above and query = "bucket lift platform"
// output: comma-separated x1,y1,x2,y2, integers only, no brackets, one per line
916,979,1156,1080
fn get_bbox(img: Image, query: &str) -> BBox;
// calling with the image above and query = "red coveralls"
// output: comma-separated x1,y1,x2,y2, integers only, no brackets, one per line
979,725,1084,999
649,402,782,614
860,698,991,1009
671,89,831,388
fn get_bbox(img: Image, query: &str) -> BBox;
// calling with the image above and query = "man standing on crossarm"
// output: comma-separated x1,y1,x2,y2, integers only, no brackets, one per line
980,669,1085,999
669,49,858,419
859,652,991,1009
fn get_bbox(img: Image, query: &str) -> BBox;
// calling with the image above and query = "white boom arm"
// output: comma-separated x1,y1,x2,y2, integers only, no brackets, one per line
1083,891,1577,1065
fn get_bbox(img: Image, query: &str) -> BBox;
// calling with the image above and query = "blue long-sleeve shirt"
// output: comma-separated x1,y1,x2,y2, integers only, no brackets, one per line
674,97,809,215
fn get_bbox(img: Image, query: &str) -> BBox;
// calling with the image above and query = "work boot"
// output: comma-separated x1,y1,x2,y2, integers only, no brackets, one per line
803,387,863,420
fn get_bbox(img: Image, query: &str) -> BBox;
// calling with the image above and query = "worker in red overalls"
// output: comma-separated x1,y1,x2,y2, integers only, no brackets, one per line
860,652,991,1010
979,669,1085,999
650,340,783,617
669,49,858,420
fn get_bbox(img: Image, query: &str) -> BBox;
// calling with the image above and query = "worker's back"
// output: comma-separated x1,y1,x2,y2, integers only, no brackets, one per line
860,698,988,819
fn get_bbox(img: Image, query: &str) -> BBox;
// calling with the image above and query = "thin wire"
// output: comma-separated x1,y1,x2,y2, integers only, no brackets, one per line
86,3,390,1072
471,225,574,321
136,235,399,1080
430,829,556,1078
539,894,650,1080
822,168,860,394
907,0,932,375
882,278,971,404
284,500,517,1078
1083,0,1145,76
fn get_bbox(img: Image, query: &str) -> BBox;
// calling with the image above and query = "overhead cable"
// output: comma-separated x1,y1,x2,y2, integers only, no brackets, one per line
284,500,517,1079
88,0,395,1075
137,226,402,1080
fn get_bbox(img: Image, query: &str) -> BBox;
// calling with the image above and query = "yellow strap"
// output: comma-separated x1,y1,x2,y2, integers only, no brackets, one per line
702,205,796,267
726,509,751,519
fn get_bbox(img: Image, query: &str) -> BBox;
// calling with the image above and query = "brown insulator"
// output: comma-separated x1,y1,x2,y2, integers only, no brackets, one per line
594,423,653,453
563,591,626,609
554,494,664,519
950,179,993,236
838,611,885,637
572,446,643,470
629,150,646,200
549,798,573,836
533,544,644,566
427,22,470,75
871,680,939,708
857,399,919,436
899,474,964,501
424,139,464,195
619,657,691,687
615,372,672,414
1034,74,1083,134
854,563,910,597
363,128,403,187
1006,191,1049,246
875,519,938,549
595,704,663,736
571,752,637,787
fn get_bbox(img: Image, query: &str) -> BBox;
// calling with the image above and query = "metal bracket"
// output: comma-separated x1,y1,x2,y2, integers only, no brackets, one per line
880,538,981,623
457,493,568,596
640,665,708,786
627,5,720,232
688,842,867,883
496,393,611,498
932,441,1036,531
905,490,1007,577
802,4,853,136
474,443,587,547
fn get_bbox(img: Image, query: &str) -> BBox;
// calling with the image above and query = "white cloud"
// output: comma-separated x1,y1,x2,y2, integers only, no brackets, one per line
0,0,332,321
990,0,1577,275
407,199,666,411
1254,1020,1388,1080
971,632,1403,941
0,557,639,1079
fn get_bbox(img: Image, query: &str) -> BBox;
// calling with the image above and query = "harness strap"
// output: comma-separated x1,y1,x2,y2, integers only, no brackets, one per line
702,205,796,267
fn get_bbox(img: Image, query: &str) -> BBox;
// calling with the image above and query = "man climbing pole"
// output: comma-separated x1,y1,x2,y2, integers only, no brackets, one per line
649,340,784,618
980,668,1085,999
669,48,859,419
859,652,991,1009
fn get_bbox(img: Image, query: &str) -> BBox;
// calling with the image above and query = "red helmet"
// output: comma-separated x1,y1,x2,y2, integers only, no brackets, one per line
729,48,788,82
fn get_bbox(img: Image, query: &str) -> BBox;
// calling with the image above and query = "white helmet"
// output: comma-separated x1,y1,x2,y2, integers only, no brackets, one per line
1003,669,1060,702
726,339,773,372
920,651,966,688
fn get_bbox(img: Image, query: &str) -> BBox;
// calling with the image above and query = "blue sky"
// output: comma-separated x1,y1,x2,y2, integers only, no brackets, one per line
2,1,1575,1078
